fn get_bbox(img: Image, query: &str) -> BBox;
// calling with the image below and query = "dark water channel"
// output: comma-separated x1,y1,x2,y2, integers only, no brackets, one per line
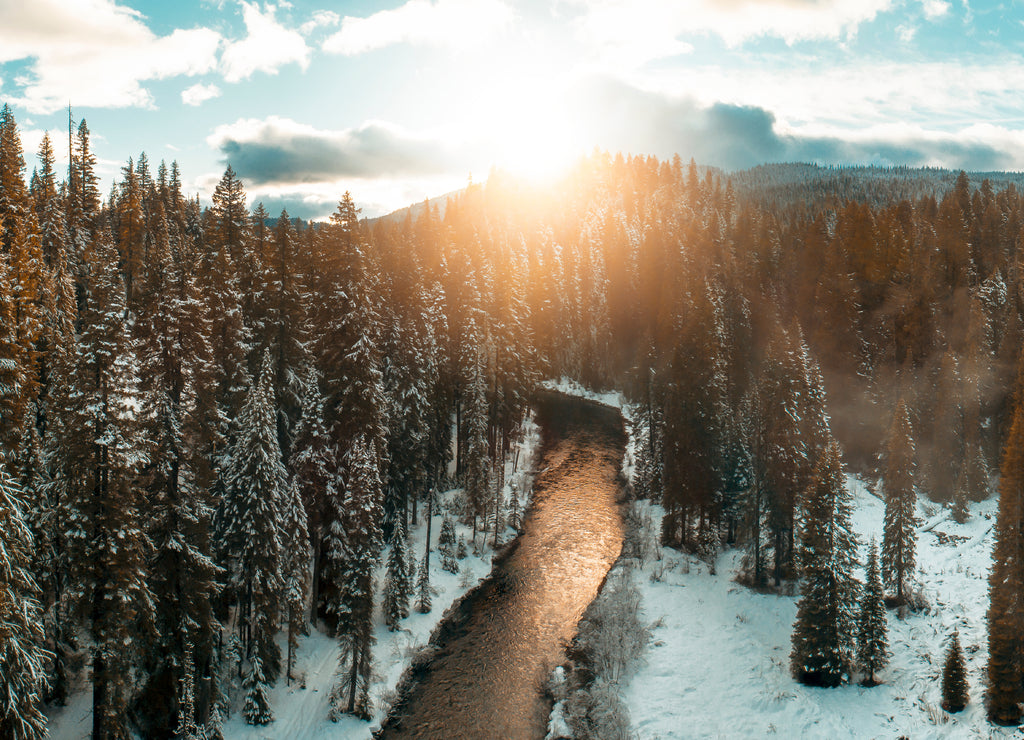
377,391,627,740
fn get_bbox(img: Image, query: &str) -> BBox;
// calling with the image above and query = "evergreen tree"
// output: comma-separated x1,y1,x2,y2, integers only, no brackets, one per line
0,463,49,740
882,398,917,606
281,476,311,685
289,363,333,624
462,344,491,542
328,433,384,720
54,229,154,740
382,523,412,630
857,539,888,685
942,629,969,713
987,368,1024,725
242,653,273,726
415,551,432,614
790,441,859,688
220,353,286,683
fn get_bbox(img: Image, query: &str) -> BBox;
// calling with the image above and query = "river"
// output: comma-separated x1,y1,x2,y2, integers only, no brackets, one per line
377,391,627,740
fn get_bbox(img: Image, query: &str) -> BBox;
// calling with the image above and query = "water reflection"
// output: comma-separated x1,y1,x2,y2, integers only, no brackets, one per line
378,393,626,740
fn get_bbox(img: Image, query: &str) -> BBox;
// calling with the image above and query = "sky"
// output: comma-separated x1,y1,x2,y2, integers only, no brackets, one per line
2,0,1024,219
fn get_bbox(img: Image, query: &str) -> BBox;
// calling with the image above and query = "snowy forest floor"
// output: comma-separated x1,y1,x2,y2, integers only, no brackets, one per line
624,484,1007,739
45,413,542,740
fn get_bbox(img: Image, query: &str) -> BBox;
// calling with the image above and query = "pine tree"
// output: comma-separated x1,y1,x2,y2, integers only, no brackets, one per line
328,433,384,720
243,653,274,726
137,204,222,732
790,440,860,688
54,228,154,740
281,476,311,685
463,345,491,542
0,463,50,740
219,352,286,682
882,398,917,606
289,363,333,625
986,365,1024,725
857,539,888,685
415,551,432,614
942,629,969,713
383,523,412,630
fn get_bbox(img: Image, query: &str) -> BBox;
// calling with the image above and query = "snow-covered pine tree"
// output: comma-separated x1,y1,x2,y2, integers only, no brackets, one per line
882,398,917,607
456,534,467,560
463,343,491,543
329,433,384,720
136,203,223,733
790,440,859,687
243,653,273,726
382,522,411,630
220,352,287,691
942,629,969,713
0,462,49,740
289,363,334,624
439,513,456,549
415,551,432,614
55,227,155,740
281,475,311,684
439,514,459,574
857,538,888,685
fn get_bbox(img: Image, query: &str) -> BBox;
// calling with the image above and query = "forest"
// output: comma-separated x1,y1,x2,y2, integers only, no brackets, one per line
4,98,1024,737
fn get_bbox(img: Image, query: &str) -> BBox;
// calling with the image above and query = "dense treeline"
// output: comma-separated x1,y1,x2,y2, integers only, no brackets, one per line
0,104,536,738
5,96,1024,734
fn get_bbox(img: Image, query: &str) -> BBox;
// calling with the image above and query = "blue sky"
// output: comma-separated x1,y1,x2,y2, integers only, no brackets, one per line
1,0,1023,218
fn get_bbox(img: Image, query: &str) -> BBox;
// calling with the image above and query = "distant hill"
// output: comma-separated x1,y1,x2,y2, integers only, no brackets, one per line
365,188,465,227
731,162,1024,212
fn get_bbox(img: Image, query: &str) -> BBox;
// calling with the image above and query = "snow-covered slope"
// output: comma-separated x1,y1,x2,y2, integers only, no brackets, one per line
626,480,1007,739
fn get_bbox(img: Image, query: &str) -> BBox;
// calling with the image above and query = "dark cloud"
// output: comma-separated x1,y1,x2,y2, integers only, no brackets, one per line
210,118,469,185
571,77,1009,172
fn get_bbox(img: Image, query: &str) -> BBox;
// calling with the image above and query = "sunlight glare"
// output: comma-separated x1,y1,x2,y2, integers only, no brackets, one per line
456,46,586,184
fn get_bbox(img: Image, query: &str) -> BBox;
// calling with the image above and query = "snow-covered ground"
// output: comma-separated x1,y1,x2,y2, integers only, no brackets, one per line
46,413,542,740
625,483,1006,739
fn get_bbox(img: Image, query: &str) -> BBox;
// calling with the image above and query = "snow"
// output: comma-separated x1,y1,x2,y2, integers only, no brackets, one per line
541,377,628,412
624,482,1009,739
46,412,542,740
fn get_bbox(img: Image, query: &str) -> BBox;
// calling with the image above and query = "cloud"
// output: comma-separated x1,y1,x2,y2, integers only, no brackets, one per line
221,1,310,83
207,115,472,184
570,0,892,62
570,77,1024,171
921,0,951,19
300,9,340,35
182,82,222,106
323,0,513,55
0,0,221,113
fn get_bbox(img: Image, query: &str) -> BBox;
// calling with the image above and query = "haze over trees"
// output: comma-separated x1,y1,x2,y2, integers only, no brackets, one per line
3,99,1024,733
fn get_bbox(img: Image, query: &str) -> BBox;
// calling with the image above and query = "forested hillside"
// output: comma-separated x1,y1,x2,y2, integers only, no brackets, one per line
4,98,1024,737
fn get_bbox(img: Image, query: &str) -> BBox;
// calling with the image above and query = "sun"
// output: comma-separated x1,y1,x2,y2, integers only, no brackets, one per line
452,45,588,184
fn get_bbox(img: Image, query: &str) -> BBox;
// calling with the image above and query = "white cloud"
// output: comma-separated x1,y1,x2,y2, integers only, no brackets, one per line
182,82,222,106
0,0,221,113
221,1,310,83
921,0,951,19
206,115,472,182
896,24,917,42
323,0,513,55
300,10,340,35
571,0,892,62
634,59,1024,133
